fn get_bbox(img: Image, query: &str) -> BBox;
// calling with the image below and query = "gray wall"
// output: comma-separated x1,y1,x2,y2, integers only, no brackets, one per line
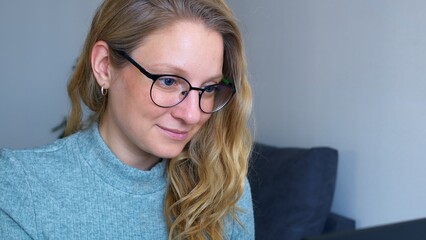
228,0,426,228
0,1,101,148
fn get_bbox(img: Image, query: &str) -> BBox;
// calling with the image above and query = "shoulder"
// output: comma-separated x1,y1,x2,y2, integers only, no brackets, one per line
224,177,255,240
0,139,62,172
0,132,84,190
0,147,38,237
0,135,69,185
238,178,255,232
1,134,75,172
0,133,83,237
238,178,254,211
0,141,75,239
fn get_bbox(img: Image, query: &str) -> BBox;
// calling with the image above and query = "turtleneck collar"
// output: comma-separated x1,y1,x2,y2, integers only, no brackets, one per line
76,124,167,195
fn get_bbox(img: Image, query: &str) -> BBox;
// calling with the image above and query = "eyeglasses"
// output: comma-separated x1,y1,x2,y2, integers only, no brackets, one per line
117,51,236,114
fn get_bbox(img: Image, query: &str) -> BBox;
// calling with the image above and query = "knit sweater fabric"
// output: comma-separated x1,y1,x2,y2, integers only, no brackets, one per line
0,125,254,239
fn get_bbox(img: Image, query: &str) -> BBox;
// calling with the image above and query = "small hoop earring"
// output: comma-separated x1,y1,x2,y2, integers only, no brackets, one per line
101,86,108,96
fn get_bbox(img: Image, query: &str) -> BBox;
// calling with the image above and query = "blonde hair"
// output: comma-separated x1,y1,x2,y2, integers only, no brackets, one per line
65,0,252,239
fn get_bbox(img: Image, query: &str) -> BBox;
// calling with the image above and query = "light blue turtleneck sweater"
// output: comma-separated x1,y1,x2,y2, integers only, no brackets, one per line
0,125,254,239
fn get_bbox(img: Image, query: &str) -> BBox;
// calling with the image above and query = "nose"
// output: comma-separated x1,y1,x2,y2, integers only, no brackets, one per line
170,90,202,125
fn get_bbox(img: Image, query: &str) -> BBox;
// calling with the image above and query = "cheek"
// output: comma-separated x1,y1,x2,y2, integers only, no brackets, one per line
195,114,212,131
122,72,147,100
121,70,152,105
201,114,211,125
188,115,212,143
109,71,156,120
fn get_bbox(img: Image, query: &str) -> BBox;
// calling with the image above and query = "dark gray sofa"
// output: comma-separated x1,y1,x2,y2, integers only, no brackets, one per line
248,143,355,240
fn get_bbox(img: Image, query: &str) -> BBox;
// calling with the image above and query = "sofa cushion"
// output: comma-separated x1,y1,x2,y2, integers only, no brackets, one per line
248,143,338,240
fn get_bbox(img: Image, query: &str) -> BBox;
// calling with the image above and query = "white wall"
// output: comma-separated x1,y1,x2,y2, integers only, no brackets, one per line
228,0,426,228
0,1,101,148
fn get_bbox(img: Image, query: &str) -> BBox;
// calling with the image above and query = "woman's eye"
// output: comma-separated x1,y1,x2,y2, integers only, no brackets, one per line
158,77,177,87
204,85,217,93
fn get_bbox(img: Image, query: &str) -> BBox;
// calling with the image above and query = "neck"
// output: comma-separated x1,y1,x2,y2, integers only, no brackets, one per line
98,120,160,171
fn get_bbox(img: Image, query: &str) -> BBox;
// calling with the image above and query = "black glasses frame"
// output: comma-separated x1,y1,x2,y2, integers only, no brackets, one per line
117,50,236,114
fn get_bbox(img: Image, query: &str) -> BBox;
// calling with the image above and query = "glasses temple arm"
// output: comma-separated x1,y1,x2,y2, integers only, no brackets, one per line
117,50,156,80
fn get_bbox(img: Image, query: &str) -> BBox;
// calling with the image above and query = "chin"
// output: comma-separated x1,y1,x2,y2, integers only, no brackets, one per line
153,143,187,159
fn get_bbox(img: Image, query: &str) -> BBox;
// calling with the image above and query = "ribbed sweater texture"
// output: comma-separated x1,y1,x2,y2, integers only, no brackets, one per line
0,125,254,239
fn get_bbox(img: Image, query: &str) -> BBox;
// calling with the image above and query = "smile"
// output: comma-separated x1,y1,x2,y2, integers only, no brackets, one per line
157,125,189,141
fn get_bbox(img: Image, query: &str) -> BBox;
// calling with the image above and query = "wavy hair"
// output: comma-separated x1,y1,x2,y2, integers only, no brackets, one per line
65,0,252,239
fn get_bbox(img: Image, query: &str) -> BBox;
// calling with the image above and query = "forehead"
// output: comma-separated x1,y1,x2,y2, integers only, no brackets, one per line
131,20,224,80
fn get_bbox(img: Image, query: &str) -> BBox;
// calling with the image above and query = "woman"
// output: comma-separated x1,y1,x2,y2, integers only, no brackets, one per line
0,0,253,239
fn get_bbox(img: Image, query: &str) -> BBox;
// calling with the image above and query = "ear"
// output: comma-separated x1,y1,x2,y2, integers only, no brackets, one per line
91,41,111,89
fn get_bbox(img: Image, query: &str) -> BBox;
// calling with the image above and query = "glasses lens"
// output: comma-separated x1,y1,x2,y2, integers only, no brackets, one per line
200,83,235,113
151,76,190,107
150,76,235,113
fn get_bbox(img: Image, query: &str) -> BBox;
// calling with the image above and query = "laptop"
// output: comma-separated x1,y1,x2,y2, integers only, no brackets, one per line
304,217,426,240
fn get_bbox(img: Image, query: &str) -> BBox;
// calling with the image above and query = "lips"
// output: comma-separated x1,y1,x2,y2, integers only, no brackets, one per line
157,125,190,141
